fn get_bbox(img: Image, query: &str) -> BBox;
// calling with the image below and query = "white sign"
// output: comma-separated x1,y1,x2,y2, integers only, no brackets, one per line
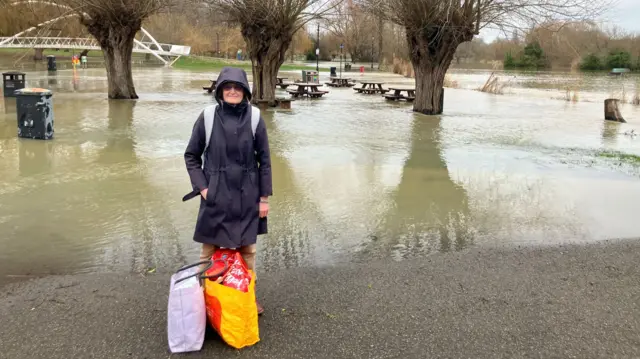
315,48,320,55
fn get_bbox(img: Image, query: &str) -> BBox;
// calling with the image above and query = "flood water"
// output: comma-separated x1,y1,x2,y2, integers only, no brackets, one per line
1,66,640,282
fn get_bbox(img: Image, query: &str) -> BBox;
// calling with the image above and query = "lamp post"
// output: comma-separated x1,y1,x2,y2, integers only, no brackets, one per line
371,36,374,70
316,23,320,72
340,43,343,78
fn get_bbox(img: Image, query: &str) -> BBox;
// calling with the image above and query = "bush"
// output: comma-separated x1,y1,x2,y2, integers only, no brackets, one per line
503,42,548,69
580,54,604,71
606,50,632,69
504,52,515,68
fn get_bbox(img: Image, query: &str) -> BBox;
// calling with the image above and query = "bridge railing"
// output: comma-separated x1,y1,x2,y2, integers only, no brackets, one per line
0,37,191,56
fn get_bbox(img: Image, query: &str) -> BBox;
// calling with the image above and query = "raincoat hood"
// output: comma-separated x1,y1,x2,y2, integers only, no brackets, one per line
215,67,252,104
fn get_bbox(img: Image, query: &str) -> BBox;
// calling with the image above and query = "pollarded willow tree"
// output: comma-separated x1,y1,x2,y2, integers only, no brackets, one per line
208,0,338,105
69,0,176,99
5,0,177,99
362,0,613,114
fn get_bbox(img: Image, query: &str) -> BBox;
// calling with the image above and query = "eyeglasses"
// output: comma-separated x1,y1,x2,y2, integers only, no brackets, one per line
222,83,243,92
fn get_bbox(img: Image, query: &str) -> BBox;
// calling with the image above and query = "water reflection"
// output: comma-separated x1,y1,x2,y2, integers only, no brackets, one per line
357,114,471,261
19,140,55,176
97,100,137,163
2,97,16,115
258,111,319,271
601,120,621,146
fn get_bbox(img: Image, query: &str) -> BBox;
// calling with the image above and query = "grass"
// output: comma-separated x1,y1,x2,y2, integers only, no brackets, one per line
596,150,640,164
0,48,147,59
564,87,580,102
633,85,640,105
479,72,508,94
173,56,314,72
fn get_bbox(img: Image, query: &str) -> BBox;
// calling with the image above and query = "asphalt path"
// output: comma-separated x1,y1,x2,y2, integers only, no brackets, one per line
1,240,639,358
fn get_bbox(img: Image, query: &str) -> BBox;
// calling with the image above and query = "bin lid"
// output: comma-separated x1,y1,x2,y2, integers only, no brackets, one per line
15,88,52,95
2,71,25,75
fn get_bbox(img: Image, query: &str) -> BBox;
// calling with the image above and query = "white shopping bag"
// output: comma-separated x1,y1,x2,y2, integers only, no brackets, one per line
167,262,209,353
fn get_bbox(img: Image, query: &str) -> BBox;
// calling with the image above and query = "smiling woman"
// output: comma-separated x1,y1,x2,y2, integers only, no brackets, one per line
183,67,273,315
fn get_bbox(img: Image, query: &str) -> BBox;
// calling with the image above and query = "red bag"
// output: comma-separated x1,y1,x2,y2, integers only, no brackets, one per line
206,249,252,293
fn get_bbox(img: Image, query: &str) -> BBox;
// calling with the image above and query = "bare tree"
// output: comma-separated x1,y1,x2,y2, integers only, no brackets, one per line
362,0,614,114
71,0,176,99
207,0,339,105
6,0,176,99
324,0,374,62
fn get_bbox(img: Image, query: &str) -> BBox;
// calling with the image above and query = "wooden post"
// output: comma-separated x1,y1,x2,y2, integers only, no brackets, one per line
604,99,626,123
278,99,292,110
256,100,270,111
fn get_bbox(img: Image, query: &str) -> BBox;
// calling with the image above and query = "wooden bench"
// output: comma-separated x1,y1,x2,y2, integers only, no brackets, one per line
203,80,217,93
278,82,293,89
276,97,293,109
255,99,271,110
357,88,387,94
308,91,328,98
384,94,415,101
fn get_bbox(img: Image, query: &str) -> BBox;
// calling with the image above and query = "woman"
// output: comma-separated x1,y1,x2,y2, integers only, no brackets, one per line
183,67,272,315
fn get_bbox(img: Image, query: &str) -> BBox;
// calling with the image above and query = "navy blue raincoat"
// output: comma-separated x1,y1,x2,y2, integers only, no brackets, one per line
183,67,272,247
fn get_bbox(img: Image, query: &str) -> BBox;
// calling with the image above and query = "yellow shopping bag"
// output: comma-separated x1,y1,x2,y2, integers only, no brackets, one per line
204,269,259,349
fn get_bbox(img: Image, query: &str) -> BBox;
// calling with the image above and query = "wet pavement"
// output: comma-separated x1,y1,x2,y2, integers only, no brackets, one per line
1,240,639,358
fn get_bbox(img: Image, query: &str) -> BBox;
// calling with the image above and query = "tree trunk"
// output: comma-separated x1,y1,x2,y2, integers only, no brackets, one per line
102,35,138,99
377,15,384,68
243,32,291,105
84,19,140,99
33,49,44,61
604,99,626,123
407,28,471,115
413,61,447,115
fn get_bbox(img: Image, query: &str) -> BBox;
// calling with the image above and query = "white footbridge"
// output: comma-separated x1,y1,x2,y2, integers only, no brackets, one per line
0,2,191,66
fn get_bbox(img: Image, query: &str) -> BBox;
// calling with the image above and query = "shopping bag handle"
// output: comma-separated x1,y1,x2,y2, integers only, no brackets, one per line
174,259,212,284
200,260,229,280
173,259,228,284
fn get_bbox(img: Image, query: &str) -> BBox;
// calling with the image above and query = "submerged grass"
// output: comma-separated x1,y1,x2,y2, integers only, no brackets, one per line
173,56,313,72
596,150,640,164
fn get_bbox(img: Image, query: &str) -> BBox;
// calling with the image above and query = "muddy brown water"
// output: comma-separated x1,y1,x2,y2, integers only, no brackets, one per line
1,66,640,283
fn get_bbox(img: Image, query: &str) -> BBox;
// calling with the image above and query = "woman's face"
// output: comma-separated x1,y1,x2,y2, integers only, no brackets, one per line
222,82,244,104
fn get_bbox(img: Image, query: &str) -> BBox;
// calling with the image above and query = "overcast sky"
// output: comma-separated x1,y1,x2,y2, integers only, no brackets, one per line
479,0,640,42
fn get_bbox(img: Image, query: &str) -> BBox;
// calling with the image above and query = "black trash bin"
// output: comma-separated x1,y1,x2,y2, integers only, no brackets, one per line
330,66,337,77
15,88,54,140
2,71,26,97
47,55,57,71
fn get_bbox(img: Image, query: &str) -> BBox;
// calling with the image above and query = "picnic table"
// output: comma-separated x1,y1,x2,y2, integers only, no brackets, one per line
326,77,355,87
275,77,295,89
384,87,416,102
354,81,388,94
203,80,217,93
287,83,329,98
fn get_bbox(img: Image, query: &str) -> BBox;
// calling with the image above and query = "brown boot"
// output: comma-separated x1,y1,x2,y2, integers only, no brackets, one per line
256,300,264,316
